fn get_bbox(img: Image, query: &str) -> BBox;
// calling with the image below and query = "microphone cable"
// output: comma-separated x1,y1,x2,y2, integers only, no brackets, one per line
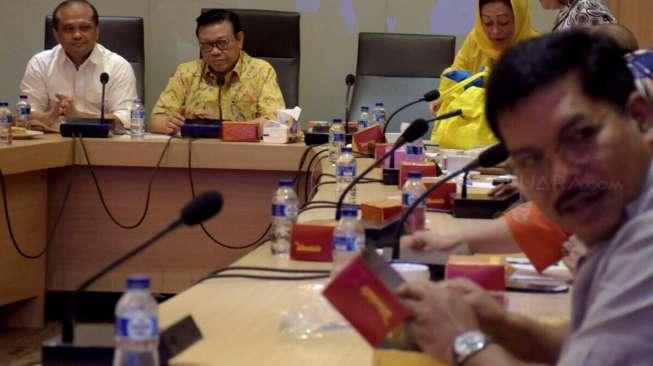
186,138,271,250
197,265,330,284
0,136,78,259
78,134,174,229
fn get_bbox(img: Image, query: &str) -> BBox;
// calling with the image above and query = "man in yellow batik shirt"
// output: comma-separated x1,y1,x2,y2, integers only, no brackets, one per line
150,9,285,135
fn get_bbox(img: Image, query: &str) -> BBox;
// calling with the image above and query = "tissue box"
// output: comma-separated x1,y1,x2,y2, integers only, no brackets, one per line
361,200,402,222
445,255,506,291
375,143,407,169
422,178,456,211
290,220,335,262
353,125,384,154
222,121,258,142
399,163,437,189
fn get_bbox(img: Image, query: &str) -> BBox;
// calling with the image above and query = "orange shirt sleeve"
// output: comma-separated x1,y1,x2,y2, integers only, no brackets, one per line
504,202,570,272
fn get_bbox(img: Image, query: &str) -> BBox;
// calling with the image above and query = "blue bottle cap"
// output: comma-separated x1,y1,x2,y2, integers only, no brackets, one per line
279,179,294,187
340,205,358,218
127,274,150,290
408,171,422,179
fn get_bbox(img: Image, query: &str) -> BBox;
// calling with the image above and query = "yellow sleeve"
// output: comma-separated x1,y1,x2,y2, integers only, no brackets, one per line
256,64,286,120
151,63,190,116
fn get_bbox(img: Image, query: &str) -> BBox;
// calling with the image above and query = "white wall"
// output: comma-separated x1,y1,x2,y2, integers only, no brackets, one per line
0,0,556,122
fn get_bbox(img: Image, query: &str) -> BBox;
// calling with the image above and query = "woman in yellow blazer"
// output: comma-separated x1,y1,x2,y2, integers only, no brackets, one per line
430,0,538,115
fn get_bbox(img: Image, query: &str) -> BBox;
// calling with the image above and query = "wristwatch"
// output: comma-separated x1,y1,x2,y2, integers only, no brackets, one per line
453,330,491,365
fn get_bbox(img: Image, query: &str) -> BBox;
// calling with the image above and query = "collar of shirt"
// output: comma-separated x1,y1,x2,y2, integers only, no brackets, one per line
202,51,247,85
55,43,102,69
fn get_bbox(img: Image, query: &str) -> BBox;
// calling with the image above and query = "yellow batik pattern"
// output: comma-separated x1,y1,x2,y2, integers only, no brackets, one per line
152,51,285,121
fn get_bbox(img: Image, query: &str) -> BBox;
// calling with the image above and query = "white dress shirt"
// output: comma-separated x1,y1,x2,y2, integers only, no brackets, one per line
20,43,137,127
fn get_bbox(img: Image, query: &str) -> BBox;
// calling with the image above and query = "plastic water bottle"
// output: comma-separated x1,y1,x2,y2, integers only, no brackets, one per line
405,140,425,164
335,147,357,204
113,275,159,366
271,179,299,255
0,102,13,146
358,106,370,129
402,171,427,232
130,99,145,139
328,119,345,164
332,205,365,277
372,102,386,128
15,95,31,129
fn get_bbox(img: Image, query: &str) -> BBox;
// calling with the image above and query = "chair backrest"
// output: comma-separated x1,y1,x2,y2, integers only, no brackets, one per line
45,16,145,101
201,8,301,108
350,32,456,133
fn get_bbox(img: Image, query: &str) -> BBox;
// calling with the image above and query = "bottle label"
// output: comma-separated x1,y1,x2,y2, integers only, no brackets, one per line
333,235,359,252
406,145,423,156
336,165,356,177
116,313,158,340
272,203,287,217
402,192,426,207
333,132,345,143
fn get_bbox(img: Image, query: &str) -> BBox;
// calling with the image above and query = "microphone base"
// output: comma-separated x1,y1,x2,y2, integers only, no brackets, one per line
180,123,222,139
60,123,111,138
42,323,114,366
452,191,520,219
303,131,353,146
381,168,399,186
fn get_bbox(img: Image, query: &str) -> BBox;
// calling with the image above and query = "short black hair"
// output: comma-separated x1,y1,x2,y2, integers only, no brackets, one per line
196,9,242,37
52,0,99,30
485,30,635,142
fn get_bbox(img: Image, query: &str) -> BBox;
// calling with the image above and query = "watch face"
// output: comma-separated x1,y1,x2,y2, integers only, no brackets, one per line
454,331,487,356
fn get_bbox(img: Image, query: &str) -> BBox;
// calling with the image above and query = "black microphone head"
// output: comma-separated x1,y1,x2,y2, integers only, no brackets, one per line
345,73,356,86
422,89,440,102
478,143,509,167
181,191,223,226
100,72,109,84
395,119,429,146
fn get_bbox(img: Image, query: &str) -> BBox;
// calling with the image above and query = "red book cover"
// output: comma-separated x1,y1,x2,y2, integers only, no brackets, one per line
353,125,384,154
289,220,335,262
222,121,259,142
323,249,410,346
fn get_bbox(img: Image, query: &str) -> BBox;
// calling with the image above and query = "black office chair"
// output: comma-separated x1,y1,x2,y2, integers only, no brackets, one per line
201,8,301,108
44,16,145,101
349,32,456,133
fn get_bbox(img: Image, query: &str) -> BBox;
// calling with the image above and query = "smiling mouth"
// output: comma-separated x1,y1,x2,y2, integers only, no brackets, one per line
556,189,605,217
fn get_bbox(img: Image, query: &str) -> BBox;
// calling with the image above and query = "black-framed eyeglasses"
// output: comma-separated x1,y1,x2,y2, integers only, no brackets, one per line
199,39,231,52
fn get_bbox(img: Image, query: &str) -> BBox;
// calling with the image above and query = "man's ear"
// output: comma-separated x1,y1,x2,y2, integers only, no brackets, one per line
627,90,653,134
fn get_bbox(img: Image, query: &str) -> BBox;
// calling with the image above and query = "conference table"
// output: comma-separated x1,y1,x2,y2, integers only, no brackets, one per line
0,134,318,327
158,157,571,365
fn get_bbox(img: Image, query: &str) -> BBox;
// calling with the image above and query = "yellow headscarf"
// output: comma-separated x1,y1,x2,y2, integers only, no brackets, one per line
444,0,539,76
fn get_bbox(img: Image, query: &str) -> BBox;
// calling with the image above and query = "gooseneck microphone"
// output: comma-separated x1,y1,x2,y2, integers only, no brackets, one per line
217,74,226,122
99,72,109,124
392,143,508,259
334,119,429,220
344,74,356,133
382,89,440,137
61,191,224,344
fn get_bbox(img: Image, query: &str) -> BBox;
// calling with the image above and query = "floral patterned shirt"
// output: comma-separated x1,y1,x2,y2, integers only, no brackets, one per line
152,51,285,121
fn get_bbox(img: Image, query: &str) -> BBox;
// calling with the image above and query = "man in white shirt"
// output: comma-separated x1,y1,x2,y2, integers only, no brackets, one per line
20,0,137,129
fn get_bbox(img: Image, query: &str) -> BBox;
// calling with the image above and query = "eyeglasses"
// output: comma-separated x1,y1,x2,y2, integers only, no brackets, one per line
199,39,231,52
510,112,612,178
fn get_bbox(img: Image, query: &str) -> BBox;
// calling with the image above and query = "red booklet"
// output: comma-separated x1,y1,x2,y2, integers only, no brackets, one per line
323,249,411,346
